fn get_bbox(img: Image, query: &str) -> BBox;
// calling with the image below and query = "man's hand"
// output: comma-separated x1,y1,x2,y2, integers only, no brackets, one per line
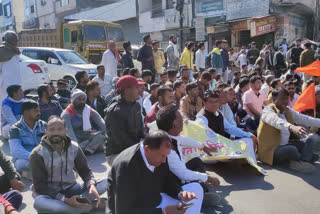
178,191,198,202
250,135,258,151
64,195,85,208
207,176,220,187
203,146,217,156
289,125,309,136
164,204,186,214
89,184,100,208
10,178,24,192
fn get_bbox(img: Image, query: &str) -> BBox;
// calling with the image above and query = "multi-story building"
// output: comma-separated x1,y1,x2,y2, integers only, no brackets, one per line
23,0,39,29
0,0,24,33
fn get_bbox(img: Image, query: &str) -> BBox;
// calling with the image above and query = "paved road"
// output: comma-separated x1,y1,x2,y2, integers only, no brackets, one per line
1,137,320,214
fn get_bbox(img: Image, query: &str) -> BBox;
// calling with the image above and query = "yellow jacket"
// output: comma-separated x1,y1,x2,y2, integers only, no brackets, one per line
180,48,194,69
153,50,165,74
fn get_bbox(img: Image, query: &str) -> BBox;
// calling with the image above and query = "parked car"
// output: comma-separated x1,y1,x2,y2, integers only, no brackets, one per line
19,54,49,92
20,47,97,90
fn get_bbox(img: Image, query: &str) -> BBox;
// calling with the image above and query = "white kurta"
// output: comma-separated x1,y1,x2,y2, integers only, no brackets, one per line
0,55,21,102
101,50,118,79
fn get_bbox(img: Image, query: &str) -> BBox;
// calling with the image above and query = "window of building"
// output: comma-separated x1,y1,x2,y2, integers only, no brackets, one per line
71,31,77,43
152,0,163,18
61,0,69,7
4,3,12,17
31,5,35,13
41,0,47,6
64,28,70,43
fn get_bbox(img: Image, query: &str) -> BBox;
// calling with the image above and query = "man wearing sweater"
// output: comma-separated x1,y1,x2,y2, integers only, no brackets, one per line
61,89,106,155
107,130,203,214
1,85,25,139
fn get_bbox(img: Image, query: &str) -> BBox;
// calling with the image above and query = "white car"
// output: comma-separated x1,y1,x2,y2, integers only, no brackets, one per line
19,55,50,91
20,47,97,90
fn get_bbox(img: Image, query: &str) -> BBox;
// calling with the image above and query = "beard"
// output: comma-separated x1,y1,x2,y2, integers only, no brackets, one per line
49,135,64,144
75,103,85,112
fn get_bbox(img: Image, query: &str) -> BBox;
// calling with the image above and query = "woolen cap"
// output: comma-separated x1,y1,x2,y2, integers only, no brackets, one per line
71,89,87,103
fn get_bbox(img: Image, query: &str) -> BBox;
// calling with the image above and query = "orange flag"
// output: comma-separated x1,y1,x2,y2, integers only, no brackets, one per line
293,83,315,112
295,60,320,76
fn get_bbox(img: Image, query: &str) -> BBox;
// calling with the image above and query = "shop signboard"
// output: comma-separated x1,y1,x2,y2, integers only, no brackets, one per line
250,16,277,37
231,20,250,32
206,25,215,34
195,17,206,41
199,0,223,12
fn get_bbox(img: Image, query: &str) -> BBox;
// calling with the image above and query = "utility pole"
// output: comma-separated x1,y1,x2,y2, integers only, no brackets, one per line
176,0,184,51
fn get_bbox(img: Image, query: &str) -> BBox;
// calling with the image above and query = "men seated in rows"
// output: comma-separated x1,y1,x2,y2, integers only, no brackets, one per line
137,78,150,117
1,85,25,139
197,71,211,100
105,75,145,165
75,71,89,92
107,130,203,214
284,81,299,108
37,84,63,122
9,100,46,173
179,66,191,85
61,89,106,155
160,71,169,85
242,76,268,120
258,88,320,173
105,77,119,104
30,116,107,213
173,80,186,107
0,149,24,212
145,86,175,126
196,90,258,164
143,83,160,115
141,70,153,93
157,104,221,207
92,65,113,97
86,80,108,119
180,82,203,121
235,77,250,107
54,79,71,109
167,69,177,85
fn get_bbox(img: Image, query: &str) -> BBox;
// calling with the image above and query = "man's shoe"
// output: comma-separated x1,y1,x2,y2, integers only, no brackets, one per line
311,154,319,163
289,161,315,174
202,192,221,207
92,198,107,211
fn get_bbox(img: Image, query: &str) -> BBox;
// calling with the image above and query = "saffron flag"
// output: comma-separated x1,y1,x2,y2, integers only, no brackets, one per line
149,121,267,175
293,83,315,112
295,60,320,76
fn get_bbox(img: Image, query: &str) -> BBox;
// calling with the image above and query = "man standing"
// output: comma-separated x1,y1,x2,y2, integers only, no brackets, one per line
291,39,303,65
258,88,320,173
86,81,108,119
300,42,316,81
61,89,106,155
279,38,288,55
75,71,89,92
195,42,206,73
180,42,195,80
107,131,202,214
211,41,224,78
153,41,166,83
105,75,145,164
180,82,203,121
121,41,134,69
30,116,107,213
37,84,63,122
137,35,155,75
242,76,268,118
9,100,46,173
0,31,21,102
221,40,229,83
247,42,259,69
1,85,25,139
92,65,113,97
236,49,247,69
166,34,180,71
273,46,286,78
101,40,122,78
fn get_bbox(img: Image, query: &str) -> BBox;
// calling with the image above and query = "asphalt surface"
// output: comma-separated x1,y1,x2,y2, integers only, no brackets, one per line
1,136,320,214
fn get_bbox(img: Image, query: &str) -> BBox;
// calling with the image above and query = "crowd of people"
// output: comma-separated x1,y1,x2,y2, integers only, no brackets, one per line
1,30,320,214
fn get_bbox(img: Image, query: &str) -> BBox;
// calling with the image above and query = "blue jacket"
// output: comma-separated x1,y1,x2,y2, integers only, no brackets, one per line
1,97,24,128
211,48,224,69
9,118,46,161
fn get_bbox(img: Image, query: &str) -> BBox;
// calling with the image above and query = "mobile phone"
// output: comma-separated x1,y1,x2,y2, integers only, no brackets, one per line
178,203,194,210
76,197,91,205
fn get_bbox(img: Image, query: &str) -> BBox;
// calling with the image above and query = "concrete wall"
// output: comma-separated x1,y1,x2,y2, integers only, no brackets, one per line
36,0,57,29
12,0,24,32
272,0,316,12
138,0,152,13
116,18,143,45
55,0,77,15
24,0,38,27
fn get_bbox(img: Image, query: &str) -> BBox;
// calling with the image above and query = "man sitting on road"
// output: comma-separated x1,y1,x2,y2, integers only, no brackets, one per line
143,83,160,115
157,104,221,207
1,85,25,139
258,88,320,173
180,82,203,121
196,90,258,164
92,65,113,97
61,89,106,155
30,116,107,214
75,71,89,92
54,79,71,109
37,84,63,122
9,100,46,174
104,75,145,165
107,130,203,214
86,81,108,119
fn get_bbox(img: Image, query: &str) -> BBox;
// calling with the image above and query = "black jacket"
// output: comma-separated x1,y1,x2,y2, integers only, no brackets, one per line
86,96,108,119
105,95,144,156
121,51,134,69
107,144,182,214
137,44,155,71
